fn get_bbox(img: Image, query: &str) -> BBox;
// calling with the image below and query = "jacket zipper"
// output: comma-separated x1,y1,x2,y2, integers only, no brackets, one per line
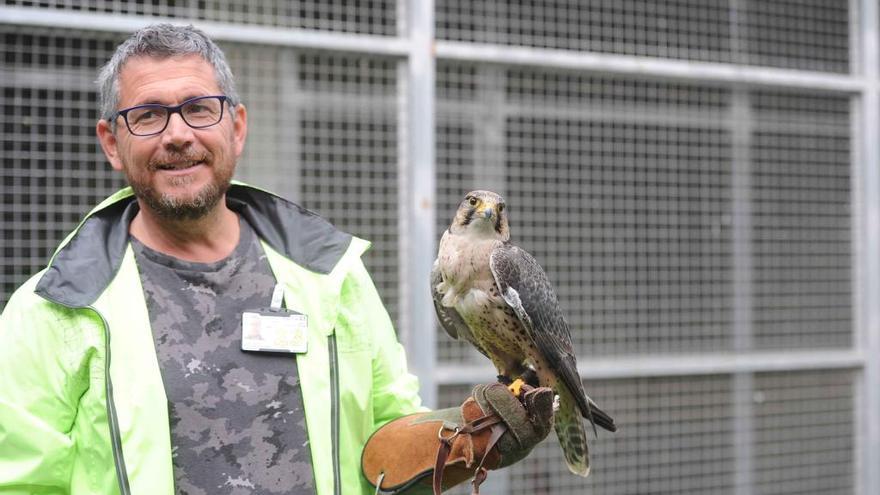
328,333,341,495
41,300,132,495
94,307,132,495
39,296,131,495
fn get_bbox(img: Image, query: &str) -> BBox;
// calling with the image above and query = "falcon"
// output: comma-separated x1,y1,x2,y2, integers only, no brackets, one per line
431,190,616,477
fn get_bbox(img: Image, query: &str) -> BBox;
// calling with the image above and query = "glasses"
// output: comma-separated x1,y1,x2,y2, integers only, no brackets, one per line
112,95,230,137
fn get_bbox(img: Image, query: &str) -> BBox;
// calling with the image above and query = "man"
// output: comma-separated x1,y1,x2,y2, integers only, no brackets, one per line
0,24,551,494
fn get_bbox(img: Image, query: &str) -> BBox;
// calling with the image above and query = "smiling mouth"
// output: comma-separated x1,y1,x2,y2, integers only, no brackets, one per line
155,160,204,171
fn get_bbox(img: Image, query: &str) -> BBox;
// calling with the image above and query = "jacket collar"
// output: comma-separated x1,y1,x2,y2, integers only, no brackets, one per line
35,183,353,308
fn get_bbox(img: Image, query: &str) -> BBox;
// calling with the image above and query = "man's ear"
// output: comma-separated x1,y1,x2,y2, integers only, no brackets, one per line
232,103,248,159
96,119,124,171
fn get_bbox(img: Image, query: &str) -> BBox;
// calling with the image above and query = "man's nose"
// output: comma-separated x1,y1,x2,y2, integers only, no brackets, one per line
161,112,195,146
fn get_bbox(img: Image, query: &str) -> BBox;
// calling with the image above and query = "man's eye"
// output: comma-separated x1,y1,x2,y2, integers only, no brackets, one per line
185,104,208,114
132,110,160,123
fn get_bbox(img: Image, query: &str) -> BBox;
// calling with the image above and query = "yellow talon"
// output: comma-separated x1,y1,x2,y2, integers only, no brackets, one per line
508,378,525,397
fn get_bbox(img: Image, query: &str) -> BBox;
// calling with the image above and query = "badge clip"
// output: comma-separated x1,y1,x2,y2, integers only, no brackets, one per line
241,284,308,353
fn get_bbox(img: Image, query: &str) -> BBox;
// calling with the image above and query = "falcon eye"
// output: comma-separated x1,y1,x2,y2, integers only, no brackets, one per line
498,203,505,212
467,197,478,206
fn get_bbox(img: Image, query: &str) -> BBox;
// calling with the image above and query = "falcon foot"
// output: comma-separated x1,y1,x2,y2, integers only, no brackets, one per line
521,367,540,387
496,375,514,386
507,378,526,397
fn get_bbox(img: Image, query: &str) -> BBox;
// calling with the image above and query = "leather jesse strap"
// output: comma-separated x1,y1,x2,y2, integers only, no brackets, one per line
433,412,506,495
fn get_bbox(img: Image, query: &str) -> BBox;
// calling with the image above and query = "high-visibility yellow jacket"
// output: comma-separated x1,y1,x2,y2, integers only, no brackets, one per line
0,183,424,495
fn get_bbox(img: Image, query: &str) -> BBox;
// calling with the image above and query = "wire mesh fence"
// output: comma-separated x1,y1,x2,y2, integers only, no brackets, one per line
0,1,871,494
2,0,399,34
436,0,850,72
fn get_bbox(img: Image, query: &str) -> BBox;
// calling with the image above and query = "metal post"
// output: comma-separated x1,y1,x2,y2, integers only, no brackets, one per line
399,0,437,408
858,1,880,494
278,51,302,201
730,88,754,495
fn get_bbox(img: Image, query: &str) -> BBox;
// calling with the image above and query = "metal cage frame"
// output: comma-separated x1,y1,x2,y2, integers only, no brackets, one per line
0,1,877,493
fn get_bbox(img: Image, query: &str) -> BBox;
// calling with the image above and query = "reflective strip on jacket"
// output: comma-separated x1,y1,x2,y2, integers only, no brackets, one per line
0,183,424,495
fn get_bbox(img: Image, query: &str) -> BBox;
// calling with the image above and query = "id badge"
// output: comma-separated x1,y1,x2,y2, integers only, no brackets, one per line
242,308,309,353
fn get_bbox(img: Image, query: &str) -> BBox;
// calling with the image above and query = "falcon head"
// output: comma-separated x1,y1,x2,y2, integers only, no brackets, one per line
448,190,510,241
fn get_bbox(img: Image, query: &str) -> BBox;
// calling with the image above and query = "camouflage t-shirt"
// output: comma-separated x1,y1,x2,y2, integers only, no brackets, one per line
131,219,316,495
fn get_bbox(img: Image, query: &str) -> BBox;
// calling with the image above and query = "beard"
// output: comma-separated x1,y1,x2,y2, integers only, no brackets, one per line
125,150,233,221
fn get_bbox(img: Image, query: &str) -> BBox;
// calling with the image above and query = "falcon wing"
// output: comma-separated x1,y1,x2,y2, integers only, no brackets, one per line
430,259,483,352
489,244,594,424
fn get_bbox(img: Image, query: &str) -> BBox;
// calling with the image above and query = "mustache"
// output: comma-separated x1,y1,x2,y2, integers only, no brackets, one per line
148,150,212,170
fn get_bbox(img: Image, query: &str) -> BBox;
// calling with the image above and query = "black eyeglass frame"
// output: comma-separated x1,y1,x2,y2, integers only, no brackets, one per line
111,95,231,137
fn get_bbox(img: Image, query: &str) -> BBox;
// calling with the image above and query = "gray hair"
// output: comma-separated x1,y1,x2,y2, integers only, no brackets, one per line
97,24,240,125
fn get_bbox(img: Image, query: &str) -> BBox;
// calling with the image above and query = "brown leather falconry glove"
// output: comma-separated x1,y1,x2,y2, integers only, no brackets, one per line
362,382,555,495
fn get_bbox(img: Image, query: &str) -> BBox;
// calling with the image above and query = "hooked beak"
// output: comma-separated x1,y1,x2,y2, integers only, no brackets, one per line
482,208,494,220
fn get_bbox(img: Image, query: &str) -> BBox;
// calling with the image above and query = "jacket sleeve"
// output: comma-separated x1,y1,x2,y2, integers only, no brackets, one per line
0,278,91,492
340,259,426,428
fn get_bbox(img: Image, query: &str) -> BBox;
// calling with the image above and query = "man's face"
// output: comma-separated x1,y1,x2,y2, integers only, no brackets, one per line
96,54,247,220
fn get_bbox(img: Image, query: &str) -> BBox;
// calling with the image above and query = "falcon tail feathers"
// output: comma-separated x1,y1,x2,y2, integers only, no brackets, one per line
555,388,591,477
587,402,617,433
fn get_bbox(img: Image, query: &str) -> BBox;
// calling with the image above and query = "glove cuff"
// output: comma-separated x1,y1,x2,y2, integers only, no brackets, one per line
473,382,554,467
